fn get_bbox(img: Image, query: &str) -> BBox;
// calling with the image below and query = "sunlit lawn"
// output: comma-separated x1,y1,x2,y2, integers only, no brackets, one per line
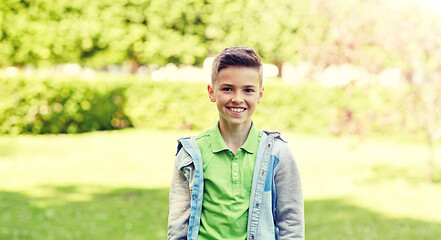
1,128,441,239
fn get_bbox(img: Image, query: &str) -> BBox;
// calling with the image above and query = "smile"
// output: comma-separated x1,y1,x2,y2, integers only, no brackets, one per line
227,107,246,113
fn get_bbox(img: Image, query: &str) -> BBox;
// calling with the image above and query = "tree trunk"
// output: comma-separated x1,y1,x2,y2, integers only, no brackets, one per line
129,60,139,74
275,61,283,78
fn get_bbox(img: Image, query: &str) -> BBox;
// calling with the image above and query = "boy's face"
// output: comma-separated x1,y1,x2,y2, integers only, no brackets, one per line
208,67,263,128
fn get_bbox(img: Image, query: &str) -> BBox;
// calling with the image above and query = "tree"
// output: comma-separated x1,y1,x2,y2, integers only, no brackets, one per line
200,0,310,76
389,3,441,182
0,0,209,68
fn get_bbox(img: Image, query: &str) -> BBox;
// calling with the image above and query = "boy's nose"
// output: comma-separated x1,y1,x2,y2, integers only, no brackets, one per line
231,93,243,104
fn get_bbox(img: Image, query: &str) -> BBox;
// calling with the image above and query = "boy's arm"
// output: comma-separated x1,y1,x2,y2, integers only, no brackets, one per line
168,164,191,240
274,145,305,239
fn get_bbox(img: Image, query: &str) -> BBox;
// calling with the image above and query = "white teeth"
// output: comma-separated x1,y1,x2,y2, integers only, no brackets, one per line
230,108,244,113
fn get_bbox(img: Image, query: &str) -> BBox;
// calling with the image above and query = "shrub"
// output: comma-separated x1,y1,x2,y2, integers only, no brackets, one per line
125,80,217,130
0,76,412,138
0,76,131,134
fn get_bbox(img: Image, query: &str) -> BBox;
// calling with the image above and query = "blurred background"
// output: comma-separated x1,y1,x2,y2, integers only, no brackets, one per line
1,0,441,239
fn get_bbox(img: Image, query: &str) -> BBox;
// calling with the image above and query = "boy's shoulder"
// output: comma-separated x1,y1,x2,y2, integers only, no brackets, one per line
195,128,211,141
261,130,293,157
175,128,211,153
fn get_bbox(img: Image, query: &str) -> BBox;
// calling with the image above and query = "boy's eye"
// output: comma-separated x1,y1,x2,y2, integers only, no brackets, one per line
222,87,232,92
244,89,255,93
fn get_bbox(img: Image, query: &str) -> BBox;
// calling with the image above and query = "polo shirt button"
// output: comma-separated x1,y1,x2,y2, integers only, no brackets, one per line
233,172,238,177
192,195,197,200
233,162,238,167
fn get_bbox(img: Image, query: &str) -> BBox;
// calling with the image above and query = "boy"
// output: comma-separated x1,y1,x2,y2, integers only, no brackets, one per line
168,46,304,240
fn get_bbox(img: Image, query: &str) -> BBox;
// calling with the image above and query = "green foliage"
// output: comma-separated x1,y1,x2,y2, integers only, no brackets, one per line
125,79,413,138
0,76,424,138
0,0,208,67
1,0,440,79
0,76,131,134
124,80,383,135
124,80,216,130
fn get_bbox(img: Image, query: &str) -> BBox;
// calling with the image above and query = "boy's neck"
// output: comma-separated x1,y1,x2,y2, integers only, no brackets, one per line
218,120,252,154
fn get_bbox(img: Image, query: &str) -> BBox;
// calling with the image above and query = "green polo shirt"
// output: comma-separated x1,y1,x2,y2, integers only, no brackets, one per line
195,123,262,240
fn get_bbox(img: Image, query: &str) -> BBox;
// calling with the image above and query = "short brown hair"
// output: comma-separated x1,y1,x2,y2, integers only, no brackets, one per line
211,46,263,85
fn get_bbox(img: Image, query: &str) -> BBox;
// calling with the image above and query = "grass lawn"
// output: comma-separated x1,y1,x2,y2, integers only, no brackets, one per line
0,128,440,239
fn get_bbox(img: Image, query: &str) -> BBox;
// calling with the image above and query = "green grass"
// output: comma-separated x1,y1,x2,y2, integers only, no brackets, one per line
1,129,440,239
0,187,168,239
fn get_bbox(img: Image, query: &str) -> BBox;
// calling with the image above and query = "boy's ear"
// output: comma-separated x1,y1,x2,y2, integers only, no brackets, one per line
257,86,264,103
208,84,216,102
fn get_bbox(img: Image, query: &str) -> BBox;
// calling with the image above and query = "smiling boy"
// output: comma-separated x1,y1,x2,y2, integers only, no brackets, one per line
168,46,304,240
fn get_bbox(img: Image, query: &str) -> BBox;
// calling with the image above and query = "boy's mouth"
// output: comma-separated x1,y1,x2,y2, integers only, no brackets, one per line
227,107,246,114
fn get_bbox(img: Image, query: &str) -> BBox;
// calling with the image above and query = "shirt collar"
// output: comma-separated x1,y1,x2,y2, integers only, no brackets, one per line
240,123,259,154
210,123,229,153
209,122,260,154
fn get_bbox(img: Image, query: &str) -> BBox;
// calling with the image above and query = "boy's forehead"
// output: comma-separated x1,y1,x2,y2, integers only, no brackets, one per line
216,66,261,86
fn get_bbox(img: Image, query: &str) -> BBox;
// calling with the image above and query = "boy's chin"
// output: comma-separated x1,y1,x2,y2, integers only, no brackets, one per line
220,117,252,127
